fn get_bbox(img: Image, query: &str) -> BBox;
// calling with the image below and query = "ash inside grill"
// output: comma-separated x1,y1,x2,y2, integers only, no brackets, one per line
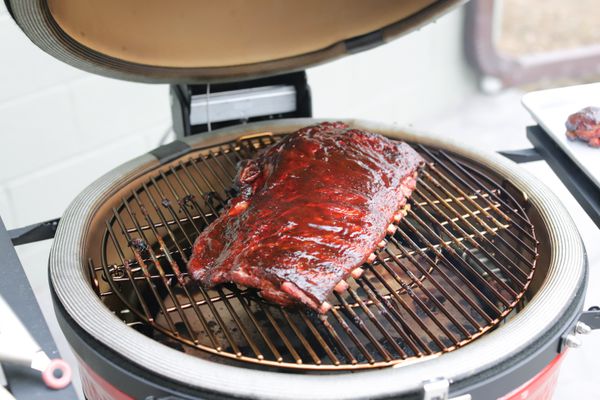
86,133,538,371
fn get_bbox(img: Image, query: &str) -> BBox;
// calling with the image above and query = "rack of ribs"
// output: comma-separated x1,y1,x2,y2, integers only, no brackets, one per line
187,122,424,313
566,106,600,147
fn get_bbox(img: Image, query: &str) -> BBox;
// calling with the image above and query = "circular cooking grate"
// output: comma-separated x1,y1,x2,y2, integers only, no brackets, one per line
87,133,538,371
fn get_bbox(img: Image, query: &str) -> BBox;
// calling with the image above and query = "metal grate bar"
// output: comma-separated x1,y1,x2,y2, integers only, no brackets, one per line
367,266,444,351
114,202,183,334
187,158,228,208
260,304,303,364
347,288,407,358
230,288,283,362
415,179,532,280
90,133,537,370
110,214,176,328
298,312,340,366
438,149,535,230
216,287,264,359
354,278,421,356
280,309,322,365
148,176,199,243
334,292,392,361
395,217,507,313
420,146,537,247
219,145,241,168
164,185,256,356
383,243,484,330
159,171,203,235
318,312,360,364
194,154,229,193
374,253,461,345
101,225,154,322
411,194,526,290
406,208,518,302
145,177,243,354
124,194,198,343
420,170,537,272
134,188,221,349
387,235,492,325
196,285,242,356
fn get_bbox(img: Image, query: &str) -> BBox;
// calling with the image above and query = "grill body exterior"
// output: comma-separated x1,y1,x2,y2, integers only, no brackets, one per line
49,119,587,400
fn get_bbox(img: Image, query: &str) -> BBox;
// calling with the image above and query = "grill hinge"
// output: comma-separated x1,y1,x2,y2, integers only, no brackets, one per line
422,378,472,400
170,71,311,137
559,306,600,352
423,378,449,400
190,85,297,126
579,306,600,330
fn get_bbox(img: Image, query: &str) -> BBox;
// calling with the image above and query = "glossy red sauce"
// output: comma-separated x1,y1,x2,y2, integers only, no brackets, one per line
566,106,600,147
188,122,424,311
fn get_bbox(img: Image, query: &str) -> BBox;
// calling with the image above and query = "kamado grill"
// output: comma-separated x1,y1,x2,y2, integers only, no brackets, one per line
4,0,598,399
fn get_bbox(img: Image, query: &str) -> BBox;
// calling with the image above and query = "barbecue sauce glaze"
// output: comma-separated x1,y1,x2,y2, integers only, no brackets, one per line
566,106,600,147
188,122,424,312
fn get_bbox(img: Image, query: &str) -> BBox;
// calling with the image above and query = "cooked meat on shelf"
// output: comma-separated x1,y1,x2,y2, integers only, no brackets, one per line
187,122,424,313
565,106,600,147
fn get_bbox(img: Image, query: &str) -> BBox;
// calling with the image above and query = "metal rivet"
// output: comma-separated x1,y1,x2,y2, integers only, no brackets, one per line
564,334,582,348
576,322,592,335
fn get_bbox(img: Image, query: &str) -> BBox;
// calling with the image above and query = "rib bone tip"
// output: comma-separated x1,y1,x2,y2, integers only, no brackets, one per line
351,267,365,279
319,301,332,314
334,280,349,293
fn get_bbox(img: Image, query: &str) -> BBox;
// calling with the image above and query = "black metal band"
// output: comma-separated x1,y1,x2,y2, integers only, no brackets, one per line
498,148,543,164
345,31,384,54
9,217,60,245
149,140,192,165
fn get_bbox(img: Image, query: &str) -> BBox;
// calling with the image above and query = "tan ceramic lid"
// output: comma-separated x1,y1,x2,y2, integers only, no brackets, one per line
9,0,462,82
47,0,436,68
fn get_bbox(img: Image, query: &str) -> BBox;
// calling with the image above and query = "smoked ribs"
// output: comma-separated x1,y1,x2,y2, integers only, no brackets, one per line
566,106,600,147
187,122,424,313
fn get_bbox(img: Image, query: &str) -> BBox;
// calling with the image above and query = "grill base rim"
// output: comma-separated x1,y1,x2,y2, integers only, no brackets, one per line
50,268,587,400
49,118,587,399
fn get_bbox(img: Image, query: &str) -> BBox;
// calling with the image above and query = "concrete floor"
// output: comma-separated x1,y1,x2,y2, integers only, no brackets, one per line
499,0,600,56
14,88,600,399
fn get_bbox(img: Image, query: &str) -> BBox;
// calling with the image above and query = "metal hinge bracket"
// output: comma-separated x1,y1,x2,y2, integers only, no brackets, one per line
579,306,600,330
423,378,449,400
497,148,543,163
559,306,600,351
422,378,472,400
8,218,60,246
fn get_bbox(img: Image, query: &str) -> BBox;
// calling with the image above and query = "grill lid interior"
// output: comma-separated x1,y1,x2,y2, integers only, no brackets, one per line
7,0,463,82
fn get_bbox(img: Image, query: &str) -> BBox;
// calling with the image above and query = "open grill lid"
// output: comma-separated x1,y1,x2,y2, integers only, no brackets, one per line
7,0,463,83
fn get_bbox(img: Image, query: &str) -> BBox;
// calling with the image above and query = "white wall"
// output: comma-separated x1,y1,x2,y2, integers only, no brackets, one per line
310,6,476,123
0,3,475,230
0,3,171,229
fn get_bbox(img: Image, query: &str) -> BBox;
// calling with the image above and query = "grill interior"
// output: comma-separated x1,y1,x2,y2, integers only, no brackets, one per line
86,133,539,371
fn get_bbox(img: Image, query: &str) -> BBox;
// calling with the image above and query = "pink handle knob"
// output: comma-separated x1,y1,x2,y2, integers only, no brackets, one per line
41,359,72,390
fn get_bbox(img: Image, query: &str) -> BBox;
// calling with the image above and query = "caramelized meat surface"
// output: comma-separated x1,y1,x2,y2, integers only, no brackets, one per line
187,122,424,313
566,106,600,147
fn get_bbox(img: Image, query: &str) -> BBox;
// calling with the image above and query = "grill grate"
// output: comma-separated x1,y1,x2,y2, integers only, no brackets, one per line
88,133,538,370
